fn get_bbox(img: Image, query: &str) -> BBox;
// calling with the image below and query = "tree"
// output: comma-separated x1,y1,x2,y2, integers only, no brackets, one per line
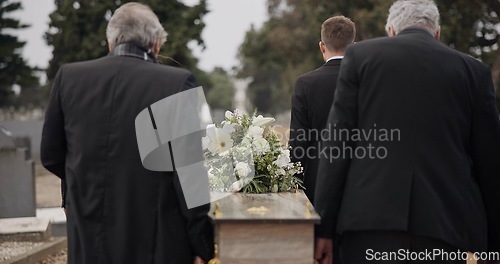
0,0,40,108
438,0,500,111
205,67,235,110
238,0,500,114
237,25,289,114
238,0,388,114
45,0,209,85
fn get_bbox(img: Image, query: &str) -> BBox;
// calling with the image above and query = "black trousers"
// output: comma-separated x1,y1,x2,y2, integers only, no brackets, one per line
336,231,466,264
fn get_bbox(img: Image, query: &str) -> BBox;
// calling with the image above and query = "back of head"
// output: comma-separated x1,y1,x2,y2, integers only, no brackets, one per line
106,2,167,50
321,16,356,53
385,0,440,35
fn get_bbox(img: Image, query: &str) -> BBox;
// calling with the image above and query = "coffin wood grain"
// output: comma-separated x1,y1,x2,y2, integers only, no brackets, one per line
210,191,319,263
218,222,313,264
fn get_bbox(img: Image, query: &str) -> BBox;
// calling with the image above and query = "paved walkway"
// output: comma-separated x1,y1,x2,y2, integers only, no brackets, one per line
35,162,62,208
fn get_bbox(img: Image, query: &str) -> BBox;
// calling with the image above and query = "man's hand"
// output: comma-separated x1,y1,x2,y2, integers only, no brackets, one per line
194,256,205,264
314,238,333,264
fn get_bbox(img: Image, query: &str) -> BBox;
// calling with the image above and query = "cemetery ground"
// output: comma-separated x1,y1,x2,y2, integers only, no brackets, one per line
34,163,67,263
0,162,67,264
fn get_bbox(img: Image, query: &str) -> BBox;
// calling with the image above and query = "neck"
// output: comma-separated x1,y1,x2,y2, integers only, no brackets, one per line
323,52,343,62
109,42,157,63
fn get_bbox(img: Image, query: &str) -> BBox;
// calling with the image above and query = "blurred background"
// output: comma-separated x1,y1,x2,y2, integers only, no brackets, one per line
1,0,499,120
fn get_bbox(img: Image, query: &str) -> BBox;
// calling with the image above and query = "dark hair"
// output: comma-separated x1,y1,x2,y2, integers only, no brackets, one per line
321,16,356,52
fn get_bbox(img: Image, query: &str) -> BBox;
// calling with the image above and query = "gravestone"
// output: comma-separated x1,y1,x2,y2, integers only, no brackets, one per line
0,127,36,218
0,120,43,158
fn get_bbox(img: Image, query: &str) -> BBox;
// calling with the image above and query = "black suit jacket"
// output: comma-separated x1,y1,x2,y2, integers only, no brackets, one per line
41,44,214,263
315,28,500,252
289,59,342,203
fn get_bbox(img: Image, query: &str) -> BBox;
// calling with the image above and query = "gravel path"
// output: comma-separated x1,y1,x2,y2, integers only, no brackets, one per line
35,249,67,264
0,241,45,261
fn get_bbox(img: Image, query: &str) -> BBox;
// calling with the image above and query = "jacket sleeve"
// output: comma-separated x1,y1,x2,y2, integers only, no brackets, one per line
471,69,500,252
173,173,214,261
289,77,310,179
172,73,214,261
40,68,67,208
314,47,358,238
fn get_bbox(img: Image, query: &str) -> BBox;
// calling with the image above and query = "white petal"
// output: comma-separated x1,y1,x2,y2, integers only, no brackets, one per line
221,123,235,134
248,125,264,138
228,179,244,192
202,136,210,150
205,124,217,140
252,115,275,127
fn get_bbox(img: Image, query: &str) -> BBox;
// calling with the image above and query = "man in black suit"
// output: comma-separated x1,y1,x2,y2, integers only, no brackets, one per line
314,0,500,263
289,16,355,203
41,3,213,263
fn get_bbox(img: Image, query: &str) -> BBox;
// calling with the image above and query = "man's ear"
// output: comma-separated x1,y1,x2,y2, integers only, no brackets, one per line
434,26,441,41
108,42,113,52
388,25,397,37
152,38,161,57
319,41,326,54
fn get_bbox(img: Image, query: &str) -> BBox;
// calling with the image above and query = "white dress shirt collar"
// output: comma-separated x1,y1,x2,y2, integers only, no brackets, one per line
326,56,343,62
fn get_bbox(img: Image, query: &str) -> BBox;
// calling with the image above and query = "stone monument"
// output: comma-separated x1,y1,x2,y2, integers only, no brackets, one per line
0,127,36,218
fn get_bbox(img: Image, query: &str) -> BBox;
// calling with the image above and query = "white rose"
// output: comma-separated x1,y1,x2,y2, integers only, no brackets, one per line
228,178,251,193
252,115,275,127
235,162,252,178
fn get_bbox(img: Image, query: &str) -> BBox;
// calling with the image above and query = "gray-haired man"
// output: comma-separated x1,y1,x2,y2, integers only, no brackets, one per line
41,3,213,263
314,0,500,263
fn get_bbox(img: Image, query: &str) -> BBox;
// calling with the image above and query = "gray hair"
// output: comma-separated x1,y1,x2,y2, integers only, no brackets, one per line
385,0,440,35
106,2,167,49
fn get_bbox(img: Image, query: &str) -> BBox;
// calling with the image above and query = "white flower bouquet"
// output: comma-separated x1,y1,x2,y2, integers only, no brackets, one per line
202,110,304,193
